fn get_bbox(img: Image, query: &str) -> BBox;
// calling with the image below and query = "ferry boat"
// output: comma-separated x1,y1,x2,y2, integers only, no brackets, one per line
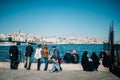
0,42,14,46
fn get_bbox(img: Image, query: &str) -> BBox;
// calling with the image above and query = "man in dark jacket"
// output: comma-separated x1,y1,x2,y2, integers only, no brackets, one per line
50,46,61,73
71,50,79,64
24,44,34,70
64,51,72,63
9,42,19,69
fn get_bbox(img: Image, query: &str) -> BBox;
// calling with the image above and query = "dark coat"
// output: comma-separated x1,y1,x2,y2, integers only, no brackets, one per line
91,52,100,70
81,51,94,71
52,49,60,61
102,52,110,68
71,54,79,64
64,53,72,63
81,52,89,70
25,45,34,57
9,46,18,60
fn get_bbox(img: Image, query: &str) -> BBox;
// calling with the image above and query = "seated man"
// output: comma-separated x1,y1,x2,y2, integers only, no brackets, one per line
71,50,79,64
64,51,72,63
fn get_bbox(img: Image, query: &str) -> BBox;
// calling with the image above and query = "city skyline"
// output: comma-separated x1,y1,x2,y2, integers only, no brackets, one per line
0,0,120,41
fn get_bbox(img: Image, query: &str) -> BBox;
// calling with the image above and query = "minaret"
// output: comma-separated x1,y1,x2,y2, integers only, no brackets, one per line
17,28,20,33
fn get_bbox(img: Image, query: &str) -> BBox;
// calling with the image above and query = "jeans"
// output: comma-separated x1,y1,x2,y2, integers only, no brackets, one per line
44,57,48,70
51,62,60,72
37,58,41,70
24,56,31,69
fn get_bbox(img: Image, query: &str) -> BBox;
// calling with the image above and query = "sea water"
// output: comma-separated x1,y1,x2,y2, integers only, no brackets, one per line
0,44,103,62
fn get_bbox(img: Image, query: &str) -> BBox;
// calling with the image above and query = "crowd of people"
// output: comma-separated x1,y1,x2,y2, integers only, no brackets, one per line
9,42,62,73
9,42,110,72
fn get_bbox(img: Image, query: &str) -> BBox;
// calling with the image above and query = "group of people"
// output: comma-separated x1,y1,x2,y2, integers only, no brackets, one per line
9,42,110,72
63,50,109,71
9,42,62,73
81,51,110,71
81,51,99,71
64,50,79,63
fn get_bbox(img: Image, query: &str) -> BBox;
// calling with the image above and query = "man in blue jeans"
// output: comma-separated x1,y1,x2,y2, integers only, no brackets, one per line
50,46,61,73
24,44,34,70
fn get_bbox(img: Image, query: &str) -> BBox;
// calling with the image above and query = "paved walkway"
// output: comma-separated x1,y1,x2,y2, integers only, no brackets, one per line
0,62,119,80
0,62,109,71
0,68,119,80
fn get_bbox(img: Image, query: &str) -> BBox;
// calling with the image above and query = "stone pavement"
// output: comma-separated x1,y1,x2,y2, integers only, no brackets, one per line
0,62,109,71
0,68,119,80
0,62,119,80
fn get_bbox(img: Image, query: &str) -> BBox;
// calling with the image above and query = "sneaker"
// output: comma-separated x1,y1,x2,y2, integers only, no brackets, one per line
44,69,47,71
49,70,54,73
37,69,40,71
24,66,26,69
27,68,30,70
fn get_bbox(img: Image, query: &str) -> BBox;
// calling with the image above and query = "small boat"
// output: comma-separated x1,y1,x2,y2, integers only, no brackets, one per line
0,42,14,46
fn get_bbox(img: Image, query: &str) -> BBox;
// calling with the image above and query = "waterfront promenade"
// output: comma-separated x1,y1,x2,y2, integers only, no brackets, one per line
0,62,119,80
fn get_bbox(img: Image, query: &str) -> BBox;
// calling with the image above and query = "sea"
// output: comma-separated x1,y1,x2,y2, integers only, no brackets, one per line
0,44,103,63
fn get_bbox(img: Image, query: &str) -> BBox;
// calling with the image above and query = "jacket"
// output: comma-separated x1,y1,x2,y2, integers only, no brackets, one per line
42,49,49,57
52,49,60,60
9,45,18,60
25,45,34,57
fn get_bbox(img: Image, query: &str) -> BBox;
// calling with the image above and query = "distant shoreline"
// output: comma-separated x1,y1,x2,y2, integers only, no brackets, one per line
0,41,103,46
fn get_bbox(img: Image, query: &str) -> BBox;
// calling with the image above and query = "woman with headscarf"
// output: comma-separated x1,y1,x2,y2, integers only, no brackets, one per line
102,51,110,68
91,52,100,71
81,51,94,71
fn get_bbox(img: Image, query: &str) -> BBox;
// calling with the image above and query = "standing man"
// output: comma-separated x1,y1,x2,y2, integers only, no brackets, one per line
50,46,61,73
9,42,19,69
24,44,34,70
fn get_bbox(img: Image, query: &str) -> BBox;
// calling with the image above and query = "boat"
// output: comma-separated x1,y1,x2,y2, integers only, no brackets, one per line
0,42,14,46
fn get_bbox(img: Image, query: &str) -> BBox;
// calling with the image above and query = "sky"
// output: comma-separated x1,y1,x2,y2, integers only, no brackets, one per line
0,0,120,41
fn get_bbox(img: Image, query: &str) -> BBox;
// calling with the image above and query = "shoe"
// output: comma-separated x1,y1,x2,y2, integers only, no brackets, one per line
37,69,40,71
49,70,53,73
24,66,26,69
27,68,30,70
44,69,47,71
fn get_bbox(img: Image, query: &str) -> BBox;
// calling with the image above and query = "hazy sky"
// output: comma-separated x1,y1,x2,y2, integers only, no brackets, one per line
0,0,120,41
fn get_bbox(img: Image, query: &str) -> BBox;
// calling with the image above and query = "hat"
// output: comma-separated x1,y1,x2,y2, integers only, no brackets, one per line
72,50,76,54
66,51,70,53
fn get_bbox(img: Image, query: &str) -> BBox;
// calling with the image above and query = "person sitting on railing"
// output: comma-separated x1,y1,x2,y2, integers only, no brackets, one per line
64,51,72,63
102,51,110,68
91,52,100,71
71,50,79,64
81,51,94,71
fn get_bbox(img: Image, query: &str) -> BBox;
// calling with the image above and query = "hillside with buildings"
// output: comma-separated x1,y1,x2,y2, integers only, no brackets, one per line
0,31,103,44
